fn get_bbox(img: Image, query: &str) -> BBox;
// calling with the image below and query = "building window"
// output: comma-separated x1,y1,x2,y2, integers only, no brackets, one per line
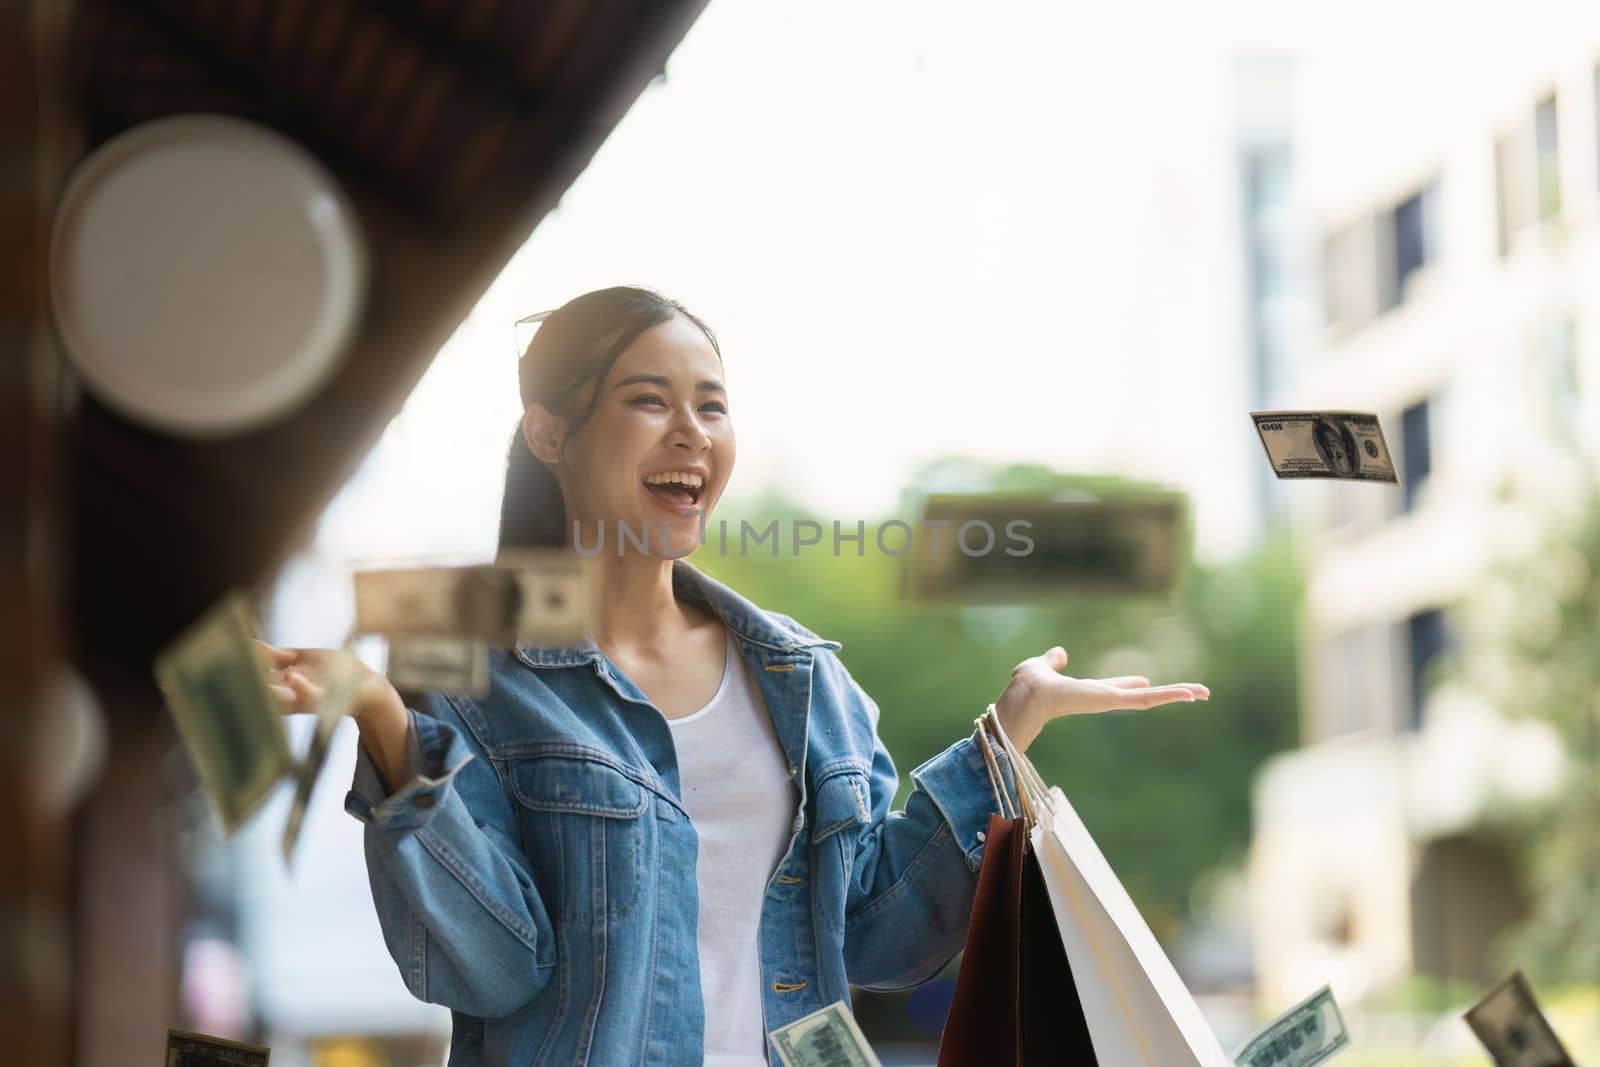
1324,177,1438,329
1384,180,1438,310
1538,317,1580,442
1400,398,1432,513
1535,93,1561,220
1497,95,1561,256
1240,137,1300,527
1404,608,1452,731
1322,215,1380,330
1496,122,1533,255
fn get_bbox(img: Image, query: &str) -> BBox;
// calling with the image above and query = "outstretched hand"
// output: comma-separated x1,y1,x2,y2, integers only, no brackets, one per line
255,640,398,724
255,640,412,793
992,646,1209,754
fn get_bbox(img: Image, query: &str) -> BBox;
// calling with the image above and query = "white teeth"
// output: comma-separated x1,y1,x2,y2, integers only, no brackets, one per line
644,472,704,488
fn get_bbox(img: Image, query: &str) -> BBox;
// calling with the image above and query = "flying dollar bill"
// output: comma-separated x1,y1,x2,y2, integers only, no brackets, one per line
387,637,491,699
769,1000,883,1067
166,1026,271,1066
280,647,361,868
902,492,1187,604
353,549,592,646
154,593,294,837
1250,411,1398,482
1464,971,1575,1067
1233,985,1350,1067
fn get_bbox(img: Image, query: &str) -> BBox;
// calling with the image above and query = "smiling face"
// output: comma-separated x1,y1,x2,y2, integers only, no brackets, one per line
528,314,733,557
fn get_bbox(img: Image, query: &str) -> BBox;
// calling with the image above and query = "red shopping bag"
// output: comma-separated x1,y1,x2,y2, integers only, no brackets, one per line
937,721,1098,1065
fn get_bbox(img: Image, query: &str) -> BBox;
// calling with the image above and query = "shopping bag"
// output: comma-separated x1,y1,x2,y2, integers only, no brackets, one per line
937,724,1097,1065
938,813,1025,1065
1018,830,1098,1064
986,708,1231,1067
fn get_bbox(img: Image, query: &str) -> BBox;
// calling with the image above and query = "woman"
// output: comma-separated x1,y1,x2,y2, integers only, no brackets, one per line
261,286,1209,1066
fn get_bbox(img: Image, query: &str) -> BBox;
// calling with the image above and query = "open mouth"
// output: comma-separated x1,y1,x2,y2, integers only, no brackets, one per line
642,474,705,510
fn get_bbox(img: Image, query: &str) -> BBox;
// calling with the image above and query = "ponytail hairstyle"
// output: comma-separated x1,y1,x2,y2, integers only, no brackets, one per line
498,286,722,551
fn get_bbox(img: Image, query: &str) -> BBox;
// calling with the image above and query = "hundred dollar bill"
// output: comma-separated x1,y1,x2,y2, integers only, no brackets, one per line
353,549,591,646
1464,971,1575,1067
281,647,361,868
903,492,1187,604
1250,411,1397,482
154,593,294,837
769,1000,883,1067
1233,985,1350,1067
387,636,491,699
166,1025,271,1066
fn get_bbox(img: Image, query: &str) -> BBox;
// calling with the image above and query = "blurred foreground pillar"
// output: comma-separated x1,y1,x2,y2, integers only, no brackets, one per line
73,689,183,1067
2,1,77,1063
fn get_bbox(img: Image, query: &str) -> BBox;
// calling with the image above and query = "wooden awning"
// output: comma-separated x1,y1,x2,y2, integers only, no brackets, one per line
59,0,711,693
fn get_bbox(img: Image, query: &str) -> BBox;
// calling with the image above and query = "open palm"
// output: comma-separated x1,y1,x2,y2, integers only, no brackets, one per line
994,646,1209,752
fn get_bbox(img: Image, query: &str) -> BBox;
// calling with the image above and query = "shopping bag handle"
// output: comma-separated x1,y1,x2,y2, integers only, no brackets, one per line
978,705,1052,833
981,705,1053,828
973,715,1016,821
986,704,1052,802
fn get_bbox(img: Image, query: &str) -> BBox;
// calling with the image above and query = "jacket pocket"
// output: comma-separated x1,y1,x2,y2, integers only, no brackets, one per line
811,769,873,934
510,754,649,925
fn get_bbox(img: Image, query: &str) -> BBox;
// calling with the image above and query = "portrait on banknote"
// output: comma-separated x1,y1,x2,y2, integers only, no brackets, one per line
1312,417,1359,478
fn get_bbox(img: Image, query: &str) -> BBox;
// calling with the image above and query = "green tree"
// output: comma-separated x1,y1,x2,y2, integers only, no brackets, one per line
1456,458,1600,983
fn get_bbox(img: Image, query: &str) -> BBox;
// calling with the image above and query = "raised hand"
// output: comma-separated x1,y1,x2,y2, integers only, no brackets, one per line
255,640,413,794
993,646,1209,753
255,640,398,723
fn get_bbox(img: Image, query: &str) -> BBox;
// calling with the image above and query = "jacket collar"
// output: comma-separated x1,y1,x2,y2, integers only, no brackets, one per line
514,558,838,668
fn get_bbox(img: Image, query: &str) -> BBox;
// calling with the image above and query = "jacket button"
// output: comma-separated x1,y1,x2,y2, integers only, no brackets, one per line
412,794,436,809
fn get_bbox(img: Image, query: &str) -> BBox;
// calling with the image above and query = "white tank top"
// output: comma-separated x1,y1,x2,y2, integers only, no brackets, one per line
666,629,799,1066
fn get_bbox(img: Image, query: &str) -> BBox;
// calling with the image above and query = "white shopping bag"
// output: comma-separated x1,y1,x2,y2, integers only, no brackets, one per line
988,711,1231,1067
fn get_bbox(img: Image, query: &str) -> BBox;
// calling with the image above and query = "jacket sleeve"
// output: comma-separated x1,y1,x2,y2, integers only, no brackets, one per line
834,672,1023,991
344,692,556,1018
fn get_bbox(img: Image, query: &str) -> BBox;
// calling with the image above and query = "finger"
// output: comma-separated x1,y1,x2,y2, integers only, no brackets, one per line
1121,684,1201,708
266,680,300,712
255,640,299,669
1044,646,1068,670
285,670,324,707
1098,675,1151,690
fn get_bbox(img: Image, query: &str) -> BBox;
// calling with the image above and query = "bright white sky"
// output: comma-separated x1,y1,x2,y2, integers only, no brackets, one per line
307,0,1315,575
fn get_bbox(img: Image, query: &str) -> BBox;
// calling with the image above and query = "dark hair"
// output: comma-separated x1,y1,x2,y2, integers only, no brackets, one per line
498,286,722,551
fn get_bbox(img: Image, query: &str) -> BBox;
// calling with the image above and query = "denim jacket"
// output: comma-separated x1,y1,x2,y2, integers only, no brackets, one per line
345,559,1020,1066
